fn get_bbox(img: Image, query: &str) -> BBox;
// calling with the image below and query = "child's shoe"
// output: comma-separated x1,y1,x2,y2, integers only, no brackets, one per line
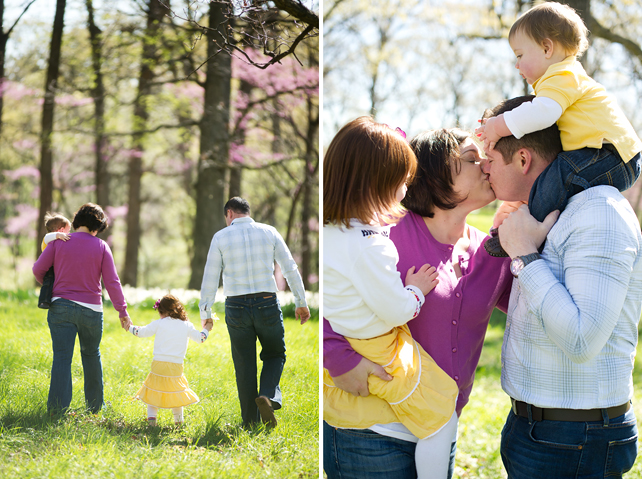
147,417,157,427
484,228,509,257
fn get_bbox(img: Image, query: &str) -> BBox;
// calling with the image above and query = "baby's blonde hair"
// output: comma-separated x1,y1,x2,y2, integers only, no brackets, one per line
509,2,589,58
44,212,71,232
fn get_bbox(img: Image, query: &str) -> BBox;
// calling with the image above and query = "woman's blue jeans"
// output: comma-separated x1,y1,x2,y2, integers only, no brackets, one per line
225,294,286,426
323,421,457,479
501,407,638,478
47,299,104,413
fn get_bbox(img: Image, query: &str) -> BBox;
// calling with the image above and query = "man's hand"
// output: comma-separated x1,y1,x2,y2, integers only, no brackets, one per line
330,357,392,397
120,316,132,331
203,319,213,332
493,201,527,229
498,205,560,258
295,306,311,325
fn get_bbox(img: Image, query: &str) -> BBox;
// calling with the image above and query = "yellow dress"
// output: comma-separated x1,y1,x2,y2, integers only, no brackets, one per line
135,360,199,409
324,324,458,439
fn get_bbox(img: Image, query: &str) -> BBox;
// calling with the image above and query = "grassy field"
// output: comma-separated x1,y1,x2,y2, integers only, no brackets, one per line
0,290,319,478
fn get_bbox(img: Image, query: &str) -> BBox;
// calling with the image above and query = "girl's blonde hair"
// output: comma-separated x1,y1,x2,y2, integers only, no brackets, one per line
509,2,589,58
156,294,188,321
323,116,417,228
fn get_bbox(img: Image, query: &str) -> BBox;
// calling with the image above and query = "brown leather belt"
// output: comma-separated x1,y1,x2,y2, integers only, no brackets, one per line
511,398,630,422
227,292,276,300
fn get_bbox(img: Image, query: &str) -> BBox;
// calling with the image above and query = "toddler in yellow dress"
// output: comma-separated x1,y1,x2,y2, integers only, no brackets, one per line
129,294,213,426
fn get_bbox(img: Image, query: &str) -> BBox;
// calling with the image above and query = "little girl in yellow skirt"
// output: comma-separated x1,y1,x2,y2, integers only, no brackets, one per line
129,294,213,426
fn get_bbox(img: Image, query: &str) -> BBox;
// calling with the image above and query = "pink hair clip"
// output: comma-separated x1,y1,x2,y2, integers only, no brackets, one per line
153,298,161,310
394,127,406,139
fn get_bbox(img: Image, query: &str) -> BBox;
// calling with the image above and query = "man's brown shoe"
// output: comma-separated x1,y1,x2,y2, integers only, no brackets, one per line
255,396,277,428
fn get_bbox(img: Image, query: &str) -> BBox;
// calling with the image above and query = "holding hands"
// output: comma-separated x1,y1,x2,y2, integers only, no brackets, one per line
405,263,439,296
120,315,133,331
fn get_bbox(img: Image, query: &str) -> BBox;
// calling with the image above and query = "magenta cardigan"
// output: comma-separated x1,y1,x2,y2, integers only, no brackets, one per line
324,210,513,415
33,232,128,318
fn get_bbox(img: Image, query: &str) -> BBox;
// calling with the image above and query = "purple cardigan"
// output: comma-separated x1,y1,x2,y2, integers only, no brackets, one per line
33,232,128,318
324,210,513,415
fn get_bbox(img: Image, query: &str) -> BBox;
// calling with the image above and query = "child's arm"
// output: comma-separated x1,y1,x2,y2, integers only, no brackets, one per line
43,232,70,245
129,320,158,338
187,321,210,344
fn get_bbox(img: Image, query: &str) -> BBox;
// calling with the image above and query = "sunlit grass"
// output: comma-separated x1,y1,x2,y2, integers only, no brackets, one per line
0,290,319,478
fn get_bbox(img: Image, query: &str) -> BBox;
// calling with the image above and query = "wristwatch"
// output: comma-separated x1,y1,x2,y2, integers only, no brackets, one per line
510,253,542,278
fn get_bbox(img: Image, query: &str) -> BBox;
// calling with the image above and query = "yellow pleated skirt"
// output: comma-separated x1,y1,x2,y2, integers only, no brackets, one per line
135,360,199,409
324,324,458,439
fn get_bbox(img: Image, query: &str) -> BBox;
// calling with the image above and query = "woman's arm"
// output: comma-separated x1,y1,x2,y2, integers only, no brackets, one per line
324,318,391,396
100,242,128,319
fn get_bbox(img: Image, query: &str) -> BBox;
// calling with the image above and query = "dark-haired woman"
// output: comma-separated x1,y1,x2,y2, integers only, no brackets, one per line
33,203,131,414
323,129,513,478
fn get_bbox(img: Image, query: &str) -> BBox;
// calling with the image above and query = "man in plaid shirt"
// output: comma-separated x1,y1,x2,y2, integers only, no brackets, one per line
481,96,642,478
199,197,310,428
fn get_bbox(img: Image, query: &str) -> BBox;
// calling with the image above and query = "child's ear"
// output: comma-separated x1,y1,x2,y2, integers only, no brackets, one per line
542,38,555,58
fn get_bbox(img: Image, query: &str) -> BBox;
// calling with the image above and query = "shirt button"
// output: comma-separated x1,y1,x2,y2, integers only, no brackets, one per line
452,320,457,325
455,293,461,298
452,348,457,353
454,376,459,381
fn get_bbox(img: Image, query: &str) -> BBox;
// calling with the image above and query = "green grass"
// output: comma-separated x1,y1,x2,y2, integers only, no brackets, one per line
0,290,319,478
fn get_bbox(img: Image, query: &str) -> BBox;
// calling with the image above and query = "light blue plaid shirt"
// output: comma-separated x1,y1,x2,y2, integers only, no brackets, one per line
199,217,307,319
502,186,642,409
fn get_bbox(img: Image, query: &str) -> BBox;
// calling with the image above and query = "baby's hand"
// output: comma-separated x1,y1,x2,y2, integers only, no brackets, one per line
56,232,70,241
405,264,439,296
476,114,509,151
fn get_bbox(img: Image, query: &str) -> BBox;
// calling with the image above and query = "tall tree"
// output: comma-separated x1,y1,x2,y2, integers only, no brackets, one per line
0,0,36,138
187,0,231,290
36,0,66,255
122,0,168,286
85,0,110,239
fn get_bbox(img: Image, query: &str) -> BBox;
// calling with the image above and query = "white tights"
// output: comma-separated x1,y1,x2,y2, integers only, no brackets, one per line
147,405,183,423
415,411,459,479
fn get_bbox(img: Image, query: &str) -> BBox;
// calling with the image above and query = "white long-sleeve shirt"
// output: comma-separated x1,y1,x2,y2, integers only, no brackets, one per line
324,220,425,339
502,186,642,409
130,317,209,364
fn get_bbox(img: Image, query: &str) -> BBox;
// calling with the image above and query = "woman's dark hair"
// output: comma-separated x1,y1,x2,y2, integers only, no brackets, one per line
402,128,471,218
72,203,108,233
157,294,188,321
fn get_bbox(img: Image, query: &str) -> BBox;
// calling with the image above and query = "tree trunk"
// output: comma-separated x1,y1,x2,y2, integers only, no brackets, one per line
86,0,110,240
301,94,318,290
0,0,6,139
187,0,231,290
122,0,168,286
36,0,65,256
229,79,253,198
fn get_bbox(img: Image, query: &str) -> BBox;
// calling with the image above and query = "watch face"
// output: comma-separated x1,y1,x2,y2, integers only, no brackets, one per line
510,257,524,277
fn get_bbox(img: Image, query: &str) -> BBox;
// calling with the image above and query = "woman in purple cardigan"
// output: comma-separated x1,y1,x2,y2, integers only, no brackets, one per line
323,129,514,478
33,203,131,414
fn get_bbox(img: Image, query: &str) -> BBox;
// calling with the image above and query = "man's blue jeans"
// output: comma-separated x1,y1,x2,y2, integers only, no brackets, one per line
225,294,285,426
47,299,104,413
323,421,457,479
501,407,638,478
528,146,641,223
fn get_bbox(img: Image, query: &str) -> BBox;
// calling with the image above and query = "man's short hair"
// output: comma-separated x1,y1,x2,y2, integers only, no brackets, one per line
482,95,562,164
224,197,251,216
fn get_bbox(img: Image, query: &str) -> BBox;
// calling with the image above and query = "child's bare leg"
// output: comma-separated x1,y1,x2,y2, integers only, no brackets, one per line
172,407,183,425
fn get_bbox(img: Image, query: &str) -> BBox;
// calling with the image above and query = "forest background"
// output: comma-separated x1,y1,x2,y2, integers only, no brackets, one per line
1,0,319,293
324,0,642,222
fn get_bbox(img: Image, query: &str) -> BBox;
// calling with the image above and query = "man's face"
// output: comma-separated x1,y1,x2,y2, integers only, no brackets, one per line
480,146,528,202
